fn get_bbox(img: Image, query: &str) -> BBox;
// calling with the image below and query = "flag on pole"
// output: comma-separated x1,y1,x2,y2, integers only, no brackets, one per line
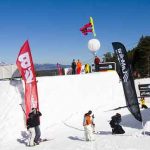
112,42,142,122
16,40,39,121
80,17,96,37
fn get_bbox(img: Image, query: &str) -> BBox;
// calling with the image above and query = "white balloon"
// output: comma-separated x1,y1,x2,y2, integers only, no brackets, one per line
88,39,100,52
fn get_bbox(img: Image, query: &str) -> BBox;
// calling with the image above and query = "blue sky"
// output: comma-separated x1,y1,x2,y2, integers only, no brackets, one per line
0,0,150,65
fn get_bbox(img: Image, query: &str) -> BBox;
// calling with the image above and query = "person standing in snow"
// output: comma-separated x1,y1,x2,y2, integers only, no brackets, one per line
76,59,82,74
27,108,42,145
84,64,91,74
83,110,95,141
71,59,76,74
94,56,100,72
27,113,36,146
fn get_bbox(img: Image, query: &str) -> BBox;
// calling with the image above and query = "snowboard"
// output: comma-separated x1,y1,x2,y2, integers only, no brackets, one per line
40,138,51,142
26,138,53,147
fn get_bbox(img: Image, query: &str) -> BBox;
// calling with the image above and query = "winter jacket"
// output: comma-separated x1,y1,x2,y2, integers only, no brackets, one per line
110,115,121,128
83,114,92,126
140,98,146,105
71,61,76,69
85,64,90,73
94,57,100,65
27,111,42,129
77,61,82,69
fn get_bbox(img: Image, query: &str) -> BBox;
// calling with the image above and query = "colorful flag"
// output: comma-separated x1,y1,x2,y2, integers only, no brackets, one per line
112,42,142,122
16,40,39,121
80,17,96,37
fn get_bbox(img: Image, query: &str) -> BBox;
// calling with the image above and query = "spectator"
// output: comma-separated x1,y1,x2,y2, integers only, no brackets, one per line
140,97,148,109
94,56,100,72
84,64,91,73
71,59,76,74
76,59,82,74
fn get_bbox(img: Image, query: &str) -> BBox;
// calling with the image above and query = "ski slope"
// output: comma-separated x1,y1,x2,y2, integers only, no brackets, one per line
0,71,150,150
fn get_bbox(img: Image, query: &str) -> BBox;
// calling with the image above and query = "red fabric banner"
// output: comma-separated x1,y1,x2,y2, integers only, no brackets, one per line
16,40,39,121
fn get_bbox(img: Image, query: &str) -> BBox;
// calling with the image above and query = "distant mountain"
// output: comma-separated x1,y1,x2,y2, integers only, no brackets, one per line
34,63,70,71
0,61,7,66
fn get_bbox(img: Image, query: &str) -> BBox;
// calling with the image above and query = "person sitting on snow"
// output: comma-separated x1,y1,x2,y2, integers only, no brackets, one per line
109,113,125,134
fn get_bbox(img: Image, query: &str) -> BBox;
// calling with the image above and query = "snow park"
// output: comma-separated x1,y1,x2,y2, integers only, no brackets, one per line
0,1,150,150
0,63,150,150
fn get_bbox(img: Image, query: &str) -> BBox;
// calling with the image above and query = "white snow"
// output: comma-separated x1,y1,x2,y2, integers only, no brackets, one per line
0,71,150,150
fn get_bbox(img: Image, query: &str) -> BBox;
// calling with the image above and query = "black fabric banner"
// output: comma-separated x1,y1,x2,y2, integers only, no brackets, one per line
112,42,142,122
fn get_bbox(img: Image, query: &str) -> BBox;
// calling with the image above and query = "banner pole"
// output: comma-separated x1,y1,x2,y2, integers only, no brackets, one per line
142,121,145,136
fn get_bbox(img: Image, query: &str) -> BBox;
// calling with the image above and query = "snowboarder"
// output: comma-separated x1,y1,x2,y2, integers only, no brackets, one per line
83,110,95,141
109,113,125,134
140,97,148,109
71,59,76,74
28,108,42,145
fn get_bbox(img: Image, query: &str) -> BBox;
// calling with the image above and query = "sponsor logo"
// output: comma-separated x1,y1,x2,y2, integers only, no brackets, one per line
138,84,150,90
140,91,150,97
116,48,129,82
18,52,34,83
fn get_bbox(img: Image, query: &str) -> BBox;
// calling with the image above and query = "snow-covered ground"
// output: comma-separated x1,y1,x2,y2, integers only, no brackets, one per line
0,71,150,150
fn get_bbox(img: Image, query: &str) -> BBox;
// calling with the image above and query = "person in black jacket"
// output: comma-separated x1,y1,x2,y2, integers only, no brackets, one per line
109,113,125,134
27,108,42,145
71,59,76,74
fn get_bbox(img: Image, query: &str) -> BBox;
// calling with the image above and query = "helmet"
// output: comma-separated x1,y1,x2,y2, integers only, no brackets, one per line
116,113,121,117
88,110,92,114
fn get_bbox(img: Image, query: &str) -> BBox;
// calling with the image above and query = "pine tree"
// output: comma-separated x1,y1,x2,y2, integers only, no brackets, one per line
132,36,150,77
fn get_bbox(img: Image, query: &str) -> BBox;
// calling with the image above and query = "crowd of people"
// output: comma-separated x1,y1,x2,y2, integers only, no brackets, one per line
71,55,101,74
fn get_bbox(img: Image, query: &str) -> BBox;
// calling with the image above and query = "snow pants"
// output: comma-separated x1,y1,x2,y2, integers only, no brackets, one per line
28,127,35,146
76,67,81,74
34,125,41,143
84,125,94,141
112,125,125,134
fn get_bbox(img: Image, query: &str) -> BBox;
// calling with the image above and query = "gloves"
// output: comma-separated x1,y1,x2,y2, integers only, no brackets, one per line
27,125,30,130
